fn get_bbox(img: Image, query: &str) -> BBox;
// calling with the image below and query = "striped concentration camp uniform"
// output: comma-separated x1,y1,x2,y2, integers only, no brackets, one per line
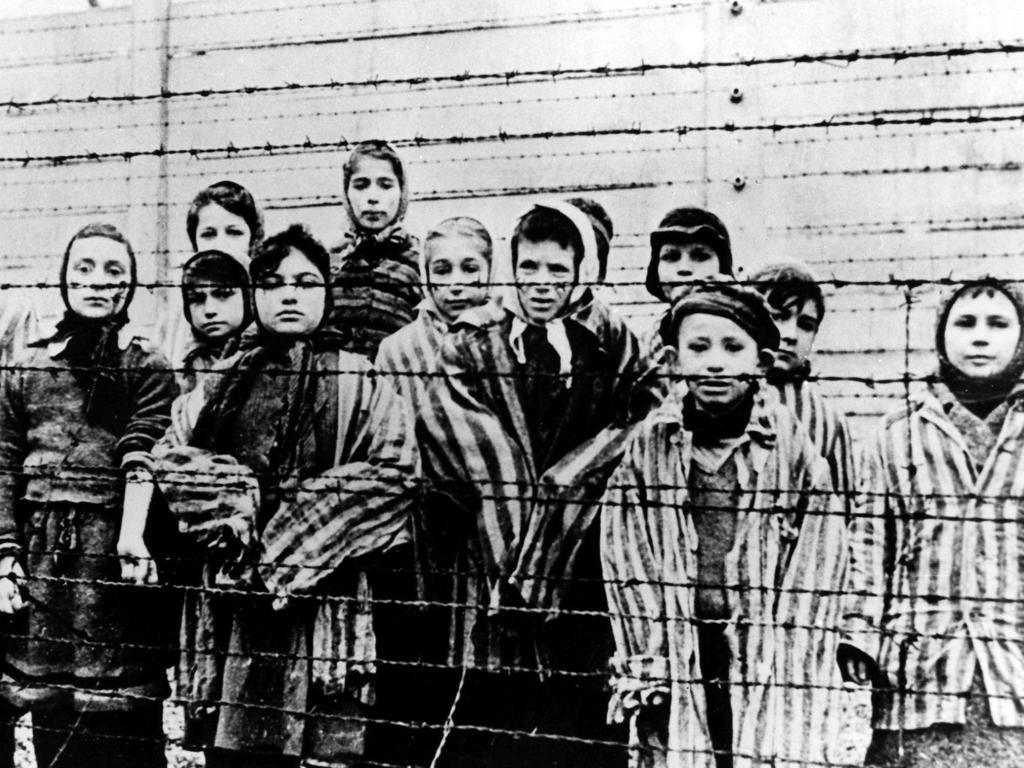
844,383,1024,731
602,392,848,768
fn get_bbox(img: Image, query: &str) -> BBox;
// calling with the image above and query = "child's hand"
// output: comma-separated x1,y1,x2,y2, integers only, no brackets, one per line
117,536,159,585
0,556,25,614
837,642,878,685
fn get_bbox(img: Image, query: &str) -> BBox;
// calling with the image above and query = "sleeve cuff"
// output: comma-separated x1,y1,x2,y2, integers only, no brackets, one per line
120,451,155,472
842,615,882,661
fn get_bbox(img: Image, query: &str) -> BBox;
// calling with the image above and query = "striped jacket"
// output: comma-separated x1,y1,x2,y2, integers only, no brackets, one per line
602,392,848,768
771,379,857,512
0,294,40,372
844,383,1024,730
418,296,643,665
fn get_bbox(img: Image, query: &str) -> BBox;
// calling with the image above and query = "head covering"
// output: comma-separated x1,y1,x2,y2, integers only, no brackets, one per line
646,207,733,301
39,223,137,429
181,249,252,341
934,275,1024,408
505,199,602,381
660,283,780,353
565,197,614,281
342,140,409,239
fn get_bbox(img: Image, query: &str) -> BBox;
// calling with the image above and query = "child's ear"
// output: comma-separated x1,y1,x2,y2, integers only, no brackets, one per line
659,343,680,370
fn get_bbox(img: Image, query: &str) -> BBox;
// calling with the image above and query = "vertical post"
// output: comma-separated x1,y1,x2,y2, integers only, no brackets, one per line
127,0,172,345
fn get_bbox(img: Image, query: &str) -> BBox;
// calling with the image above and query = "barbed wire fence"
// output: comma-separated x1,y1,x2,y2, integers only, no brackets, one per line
0,0,1023,766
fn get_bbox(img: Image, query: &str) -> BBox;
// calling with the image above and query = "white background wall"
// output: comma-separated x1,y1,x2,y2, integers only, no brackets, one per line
1,0,1022,436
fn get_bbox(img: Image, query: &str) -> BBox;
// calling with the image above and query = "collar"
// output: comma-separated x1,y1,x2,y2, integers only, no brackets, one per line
508,316,574,385
45,325,139,357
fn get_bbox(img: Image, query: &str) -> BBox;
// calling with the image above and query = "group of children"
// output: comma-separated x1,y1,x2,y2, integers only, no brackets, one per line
0,139,1018,768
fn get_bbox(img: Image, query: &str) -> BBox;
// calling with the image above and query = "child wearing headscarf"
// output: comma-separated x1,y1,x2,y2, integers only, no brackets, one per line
0,223,177,768
420,198,642,767
328,140,422,358
153,224,418,768
168,180,263,381
374,216,494,764
603,284,848,768
841,275,1024,766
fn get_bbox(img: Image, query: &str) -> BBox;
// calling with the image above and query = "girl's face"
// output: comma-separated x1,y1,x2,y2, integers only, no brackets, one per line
346,157,402,233
515,239,576,323
426,239,490,324
771,297,820,373
195,203,252,260
943,288,1021,379
676,313,764,410
657,239,721,302
65,236,133,320
254,248,326,337
185,282,247,339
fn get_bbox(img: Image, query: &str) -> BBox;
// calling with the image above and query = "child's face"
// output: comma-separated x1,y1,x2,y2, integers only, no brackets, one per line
254,248,326,337
65,237,132,320
943,288,1021,379
426,239,489,324
771,297,820,372
657,239,721,301
185,283,247,339
346,157,402,233
515,239,576,323
195,203,252,260
677,313,764,410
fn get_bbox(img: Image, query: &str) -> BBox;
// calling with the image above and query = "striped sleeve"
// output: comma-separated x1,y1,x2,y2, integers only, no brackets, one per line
600,433,673,714
259,359,418,596
842,424,896,661
419,327,534,581
0,296,40,372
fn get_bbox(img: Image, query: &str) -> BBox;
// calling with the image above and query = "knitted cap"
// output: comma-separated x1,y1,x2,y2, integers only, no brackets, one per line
647,207,733,301
660,283,779,351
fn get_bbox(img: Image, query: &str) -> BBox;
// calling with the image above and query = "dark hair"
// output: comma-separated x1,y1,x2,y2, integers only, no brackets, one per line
343,140,406,191
186,180,264,254
749,262,825,323
511,207,584,268
566,197,614,281
61,222,137,312
251,224,332,285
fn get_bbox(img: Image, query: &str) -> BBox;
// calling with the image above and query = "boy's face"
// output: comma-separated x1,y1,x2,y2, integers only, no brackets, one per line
771,297,820,373
943,288,1021,379
515,239,576,323
347,157,402,233
65,237,132,320
657,239,721,302
185,282,247,339
677,313,764,410
254,247,326,337
426,239,490,324
195,203,252,260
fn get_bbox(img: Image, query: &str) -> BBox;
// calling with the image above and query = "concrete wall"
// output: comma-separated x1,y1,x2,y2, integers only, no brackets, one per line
1,0,1022,436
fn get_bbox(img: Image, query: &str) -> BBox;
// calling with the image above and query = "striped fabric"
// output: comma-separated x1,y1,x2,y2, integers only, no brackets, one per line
772,380,857,510
602,391,849,768
418,296,643,666
844,383,1024,730
375,300,447,407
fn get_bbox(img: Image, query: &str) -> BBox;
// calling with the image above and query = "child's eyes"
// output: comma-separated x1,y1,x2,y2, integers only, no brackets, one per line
797,317,818,333
724,342,746,353
378,179,394,189
430,263,453,276
296,276,325,289
689,249,713,262
988,317,1012,329
460,261,481,274
351,179,370,190
185,291,205,305
211,287,238,300
225,227,246,237
198,229,216,239
687,342,709,353
952,316,976,328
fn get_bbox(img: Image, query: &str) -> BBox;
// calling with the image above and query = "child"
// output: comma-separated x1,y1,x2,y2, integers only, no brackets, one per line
374,216,493,763
841,276,1024,766
749,263,856,499
0,223,177,768
153,224,418,768
602,285,848,768
170,180,263,385
646,207,734,305
420,199,642,767
328,140,422,358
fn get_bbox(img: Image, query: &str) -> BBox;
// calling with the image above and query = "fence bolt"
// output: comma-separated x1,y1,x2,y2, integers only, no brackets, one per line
730,1,743,16
730,87,743,104
732,176,747,191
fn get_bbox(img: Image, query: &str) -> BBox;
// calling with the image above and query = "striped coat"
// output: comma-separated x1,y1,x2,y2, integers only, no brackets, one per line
419,296,643,666
844,384,1024,730
602,392,848,768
